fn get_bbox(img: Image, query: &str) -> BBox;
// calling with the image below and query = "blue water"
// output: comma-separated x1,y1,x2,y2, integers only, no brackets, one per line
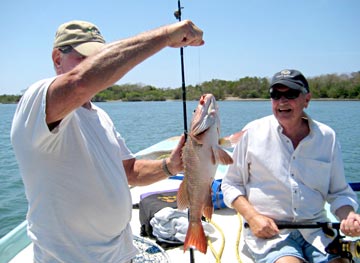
1,100,360,239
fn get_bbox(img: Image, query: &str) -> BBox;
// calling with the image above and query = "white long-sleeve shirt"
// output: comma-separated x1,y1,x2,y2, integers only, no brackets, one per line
222,114,358,254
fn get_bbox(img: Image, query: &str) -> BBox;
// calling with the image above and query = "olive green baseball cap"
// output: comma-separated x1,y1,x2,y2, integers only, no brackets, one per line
53,20,105,56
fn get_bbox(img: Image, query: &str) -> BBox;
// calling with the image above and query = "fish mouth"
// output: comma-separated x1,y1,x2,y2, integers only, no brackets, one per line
191,94,218,136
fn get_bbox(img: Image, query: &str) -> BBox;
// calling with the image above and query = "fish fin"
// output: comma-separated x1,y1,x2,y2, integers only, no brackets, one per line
210,146,217,165
219,129,247,148
177,180,189,210
203,188,214,220
213,145,233,165
183,222,208,254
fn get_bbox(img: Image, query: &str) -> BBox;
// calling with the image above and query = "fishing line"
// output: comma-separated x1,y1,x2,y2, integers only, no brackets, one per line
197,48,202,87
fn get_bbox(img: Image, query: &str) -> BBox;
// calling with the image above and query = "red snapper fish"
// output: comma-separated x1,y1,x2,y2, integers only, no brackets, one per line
177,94,245,254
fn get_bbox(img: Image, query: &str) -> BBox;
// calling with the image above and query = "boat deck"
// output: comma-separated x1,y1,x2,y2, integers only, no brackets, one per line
130,179,253,263
9,178,254,263
8,177,360,263
5,136,358,263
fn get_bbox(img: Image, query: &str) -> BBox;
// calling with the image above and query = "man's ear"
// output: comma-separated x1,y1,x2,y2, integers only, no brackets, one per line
52,49,61,70
304,93,311,108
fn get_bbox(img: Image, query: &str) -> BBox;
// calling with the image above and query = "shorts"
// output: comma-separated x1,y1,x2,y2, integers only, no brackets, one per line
248,230,341,263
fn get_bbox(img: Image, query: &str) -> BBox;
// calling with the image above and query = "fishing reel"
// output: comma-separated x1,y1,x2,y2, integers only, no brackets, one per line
245,221,360,262
325,226,360,262
326,238,360,261
276,222,360,261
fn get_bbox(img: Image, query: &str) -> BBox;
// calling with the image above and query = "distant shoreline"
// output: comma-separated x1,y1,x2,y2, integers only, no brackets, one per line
1,98,359,105
222,97,360,101
107,97,360,102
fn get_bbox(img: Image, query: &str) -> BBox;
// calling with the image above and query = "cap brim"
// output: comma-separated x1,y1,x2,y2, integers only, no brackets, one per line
72,42,105,57
271,79,304,91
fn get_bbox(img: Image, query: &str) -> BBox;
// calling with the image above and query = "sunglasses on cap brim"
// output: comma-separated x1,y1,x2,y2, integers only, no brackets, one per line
58,46,73,54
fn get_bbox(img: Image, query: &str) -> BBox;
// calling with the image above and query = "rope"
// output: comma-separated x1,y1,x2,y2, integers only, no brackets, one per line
206,213,245,263
236,213,243,263
207,218,226,263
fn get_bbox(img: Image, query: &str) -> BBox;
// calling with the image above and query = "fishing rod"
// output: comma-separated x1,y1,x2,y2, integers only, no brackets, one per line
244,221,360,262
174,0,188,141
174,2,195,262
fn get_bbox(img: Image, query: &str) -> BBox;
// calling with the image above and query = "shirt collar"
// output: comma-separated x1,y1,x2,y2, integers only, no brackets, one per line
270,112,314,137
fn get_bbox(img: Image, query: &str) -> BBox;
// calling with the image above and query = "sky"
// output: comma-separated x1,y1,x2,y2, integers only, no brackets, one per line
1,0,359,95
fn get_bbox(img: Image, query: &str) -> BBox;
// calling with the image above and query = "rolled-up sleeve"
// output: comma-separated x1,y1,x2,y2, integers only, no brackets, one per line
327,139,358,214
222,132,249,208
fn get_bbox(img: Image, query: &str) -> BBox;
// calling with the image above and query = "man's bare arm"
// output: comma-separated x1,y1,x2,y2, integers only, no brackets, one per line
46,20,204,124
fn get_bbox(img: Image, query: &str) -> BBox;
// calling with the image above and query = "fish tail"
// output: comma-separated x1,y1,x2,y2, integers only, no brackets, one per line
183,221,207,254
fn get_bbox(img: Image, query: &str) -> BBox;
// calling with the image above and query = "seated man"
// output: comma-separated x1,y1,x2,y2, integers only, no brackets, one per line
222,69,360,263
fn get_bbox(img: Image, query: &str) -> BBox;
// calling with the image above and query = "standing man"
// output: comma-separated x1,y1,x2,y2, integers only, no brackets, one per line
11,20,204,262
222,69,360,263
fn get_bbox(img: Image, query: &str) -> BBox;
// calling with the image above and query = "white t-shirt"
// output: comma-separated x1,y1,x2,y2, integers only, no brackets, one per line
11,77,138,262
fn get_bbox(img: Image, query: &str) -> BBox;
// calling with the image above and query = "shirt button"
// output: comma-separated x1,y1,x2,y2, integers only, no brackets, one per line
293,156,296,160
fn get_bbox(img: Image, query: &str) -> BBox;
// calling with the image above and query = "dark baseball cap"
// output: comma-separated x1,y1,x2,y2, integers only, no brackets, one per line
270,69,309,93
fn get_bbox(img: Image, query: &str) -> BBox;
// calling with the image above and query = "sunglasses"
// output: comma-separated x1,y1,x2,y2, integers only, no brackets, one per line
270,88,302,100
58,45,73,54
